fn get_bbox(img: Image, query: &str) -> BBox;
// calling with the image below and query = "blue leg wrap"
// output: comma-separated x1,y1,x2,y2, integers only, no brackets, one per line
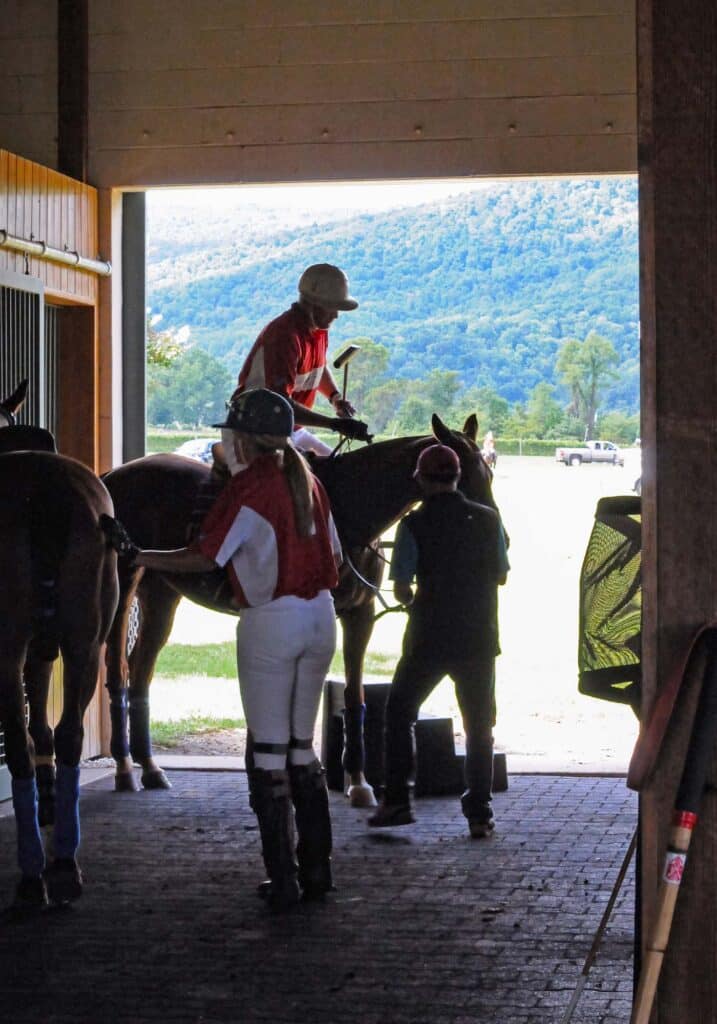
108,689,131,761
129,696,153,762
342,704,366,775
12,777,45,877
54,764,81,859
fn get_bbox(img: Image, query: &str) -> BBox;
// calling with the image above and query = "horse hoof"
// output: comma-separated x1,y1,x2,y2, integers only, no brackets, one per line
45,858,83,904
13,875,48,909
347,782,378,808
114,771,140,793
141,768,172,790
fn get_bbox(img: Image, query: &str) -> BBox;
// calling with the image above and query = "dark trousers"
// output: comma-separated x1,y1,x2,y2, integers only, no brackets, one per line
382,647,496,819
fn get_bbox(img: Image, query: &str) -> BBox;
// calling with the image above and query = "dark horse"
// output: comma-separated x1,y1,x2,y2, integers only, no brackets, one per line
0,382,119,907
100,413,498,805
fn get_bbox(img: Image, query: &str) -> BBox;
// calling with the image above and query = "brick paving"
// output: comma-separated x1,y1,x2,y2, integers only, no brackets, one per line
0,772,636,1024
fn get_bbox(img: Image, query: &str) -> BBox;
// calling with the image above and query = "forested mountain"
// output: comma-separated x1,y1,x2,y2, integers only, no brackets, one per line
147,176,639,415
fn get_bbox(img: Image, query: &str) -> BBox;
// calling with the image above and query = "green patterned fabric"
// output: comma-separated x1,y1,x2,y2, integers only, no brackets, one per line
578,496,641,712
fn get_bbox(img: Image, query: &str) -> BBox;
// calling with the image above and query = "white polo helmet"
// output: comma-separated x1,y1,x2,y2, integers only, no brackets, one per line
298,263,358,311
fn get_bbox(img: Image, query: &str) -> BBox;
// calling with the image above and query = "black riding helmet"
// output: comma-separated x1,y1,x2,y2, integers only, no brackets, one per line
213,387,294,436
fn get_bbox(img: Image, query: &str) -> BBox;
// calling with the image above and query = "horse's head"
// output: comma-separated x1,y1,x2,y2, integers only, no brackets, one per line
430,412,496,509
0,379,28,428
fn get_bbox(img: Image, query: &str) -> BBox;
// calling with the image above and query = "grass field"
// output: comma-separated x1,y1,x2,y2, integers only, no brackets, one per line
151,454,641,771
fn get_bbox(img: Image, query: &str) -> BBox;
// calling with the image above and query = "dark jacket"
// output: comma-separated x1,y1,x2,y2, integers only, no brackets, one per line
397,491,508,659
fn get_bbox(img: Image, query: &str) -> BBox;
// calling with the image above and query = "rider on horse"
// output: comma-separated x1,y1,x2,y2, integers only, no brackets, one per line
221,263,371,474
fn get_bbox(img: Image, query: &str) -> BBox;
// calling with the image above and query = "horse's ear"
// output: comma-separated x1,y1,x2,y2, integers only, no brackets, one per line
431,413,453,445
5,379,28,415
462,414,478,443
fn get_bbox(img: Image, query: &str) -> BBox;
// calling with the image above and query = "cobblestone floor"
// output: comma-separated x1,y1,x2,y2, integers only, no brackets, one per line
0,772,636,1024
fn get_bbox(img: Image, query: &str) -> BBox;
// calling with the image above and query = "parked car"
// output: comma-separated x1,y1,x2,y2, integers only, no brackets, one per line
555,440,624,467
622,446,642,495
174,438,215,464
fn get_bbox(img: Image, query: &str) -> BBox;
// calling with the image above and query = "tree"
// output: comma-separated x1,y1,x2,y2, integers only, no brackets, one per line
328,337,390,410
147,346,233,428
555,331,620,439
146,312,187,367
525,382,563,438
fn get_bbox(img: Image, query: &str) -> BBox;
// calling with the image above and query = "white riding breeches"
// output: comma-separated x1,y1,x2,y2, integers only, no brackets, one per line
236,591,337,770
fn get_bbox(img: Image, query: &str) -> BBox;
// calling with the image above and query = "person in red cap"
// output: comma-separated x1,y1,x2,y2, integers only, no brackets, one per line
368,443,509,837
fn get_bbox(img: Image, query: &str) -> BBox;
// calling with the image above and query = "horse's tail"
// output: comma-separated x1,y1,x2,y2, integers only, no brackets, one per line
26,461,74,659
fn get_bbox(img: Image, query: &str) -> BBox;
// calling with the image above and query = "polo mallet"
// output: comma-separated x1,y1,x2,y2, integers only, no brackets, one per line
333,343,360,401
331,344,361,455
560,828,638,1023
630,628,717,1024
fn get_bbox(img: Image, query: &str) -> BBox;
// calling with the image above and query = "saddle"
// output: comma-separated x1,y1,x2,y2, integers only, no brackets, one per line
0,425,57,455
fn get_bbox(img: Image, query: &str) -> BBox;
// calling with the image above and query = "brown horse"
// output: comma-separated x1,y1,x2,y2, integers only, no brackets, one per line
0,382,119,907
100,413,498,805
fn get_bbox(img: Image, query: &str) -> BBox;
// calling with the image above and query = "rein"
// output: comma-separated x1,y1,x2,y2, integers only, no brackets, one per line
342,546,405,621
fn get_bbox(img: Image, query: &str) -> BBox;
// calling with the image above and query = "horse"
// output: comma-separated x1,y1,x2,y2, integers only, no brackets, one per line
0,382,119,907
97,412,499,807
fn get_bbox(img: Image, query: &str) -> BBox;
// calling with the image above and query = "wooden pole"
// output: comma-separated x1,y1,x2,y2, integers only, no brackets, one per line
631,633,717,1023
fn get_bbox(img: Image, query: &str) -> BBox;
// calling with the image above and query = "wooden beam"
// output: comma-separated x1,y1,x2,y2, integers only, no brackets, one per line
638,0,717,1018
58,0,89,182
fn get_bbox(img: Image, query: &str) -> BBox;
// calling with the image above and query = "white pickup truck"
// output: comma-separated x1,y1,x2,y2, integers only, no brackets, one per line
555,440,624,467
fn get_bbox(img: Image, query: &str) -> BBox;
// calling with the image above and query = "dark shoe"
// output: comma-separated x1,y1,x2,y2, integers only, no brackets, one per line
468,810,495,839
368,801,415,828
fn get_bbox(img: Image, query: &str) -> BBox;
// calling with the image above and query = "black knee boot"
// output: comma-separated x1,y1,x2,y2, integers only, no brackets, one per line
248,768,300,911
289,759,334,901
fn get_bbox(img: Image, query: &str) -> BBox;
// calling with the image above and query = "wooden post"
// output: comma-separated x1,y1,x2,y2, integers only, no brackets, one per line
638,0,717,1018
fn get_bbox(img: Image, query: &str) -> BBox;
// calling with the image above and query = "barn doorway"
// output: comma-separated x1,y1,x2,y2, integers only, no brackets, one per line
138,176,641,775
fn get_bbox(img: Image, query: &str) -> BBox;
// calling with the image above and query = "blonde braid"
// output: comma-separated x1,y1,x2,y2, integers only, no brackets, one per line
253,434,315,538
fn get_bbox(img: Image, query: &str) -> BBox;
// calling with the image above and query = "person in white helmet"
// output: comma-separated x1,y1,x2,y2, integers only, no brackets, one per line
222,263,370,473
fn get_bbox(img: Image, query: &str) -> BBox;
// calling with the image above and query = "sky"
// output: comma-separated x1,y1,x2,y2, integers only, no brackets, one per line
147,178,494,226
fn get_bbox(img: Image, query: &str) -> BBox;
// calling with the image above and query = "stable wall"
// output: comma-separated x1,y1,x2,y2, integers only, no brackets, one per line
2,1,637,187
87,0,636,187
0,148,104,758
0,2,58,171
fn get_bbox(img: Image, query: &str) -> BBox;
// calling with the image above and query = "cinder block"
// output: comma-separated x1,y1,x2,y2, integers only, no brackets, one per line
321,678,508,796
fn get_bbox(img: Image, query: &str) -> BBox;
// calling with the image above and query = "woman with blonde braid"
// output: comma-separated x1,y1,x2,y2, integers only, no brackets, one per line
133,388,342,910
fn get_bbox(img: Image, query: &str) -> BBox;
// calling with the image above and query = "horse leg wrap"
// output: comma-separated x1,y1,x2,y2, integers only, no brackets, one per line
35,762,56,828
54,764,81,860
249,769,300,911
108,689,131,761
129,695,153,763
289,759,333,899
12,777,46,877
341,704,366,775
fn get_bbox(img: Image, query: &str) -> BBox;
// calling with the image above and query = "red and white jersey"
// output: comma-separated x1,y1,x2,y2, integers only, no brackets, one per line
197,453,341,608
236,304,328,409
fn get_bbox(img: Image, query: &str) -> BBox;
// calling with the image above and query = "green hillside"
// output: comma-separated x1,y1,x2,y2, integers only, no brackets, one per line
147,176,639,415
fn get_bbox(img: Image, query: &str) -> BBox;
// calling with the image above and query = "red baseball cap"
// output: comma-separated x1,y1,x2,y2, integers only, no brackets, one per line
414,444,461,481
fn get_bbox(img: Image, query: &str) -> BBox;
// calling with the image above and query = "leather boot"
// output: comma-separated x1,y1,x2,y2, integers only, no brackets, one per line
289,759,334,901
248,768,300,911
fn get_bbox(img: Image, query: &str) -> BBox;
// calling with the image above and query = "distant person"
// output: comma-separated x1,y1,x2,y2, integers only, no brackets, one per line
132,389,342,909
368,444,509,838
482,430,497,469
222,263,370,473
